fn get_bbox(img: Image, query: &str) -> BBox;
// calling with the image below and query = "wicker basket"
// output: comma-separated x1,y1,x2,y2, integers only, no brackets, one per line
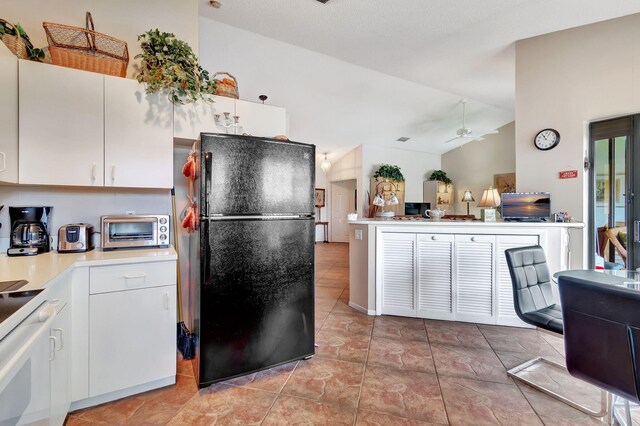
43,12,128,77
0,19,28,59
214,72,239,99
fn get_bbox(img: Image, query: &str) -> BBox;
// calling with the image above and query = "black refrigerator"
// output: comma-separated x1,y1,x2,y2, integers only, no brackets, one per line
189,133,316,388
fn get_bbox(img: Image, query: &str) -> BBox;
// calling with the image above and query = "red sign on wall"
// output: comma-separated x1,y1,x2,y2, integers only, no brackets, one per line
559,170,579,179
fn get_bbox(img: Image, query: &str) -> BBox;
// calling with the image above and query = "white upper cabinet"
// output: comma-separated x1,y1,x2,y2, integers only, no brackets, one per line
0,44,18,183
19,60,104,186
173,97,287,141
173,95,236,140
104,76,173,188
235,100,287,138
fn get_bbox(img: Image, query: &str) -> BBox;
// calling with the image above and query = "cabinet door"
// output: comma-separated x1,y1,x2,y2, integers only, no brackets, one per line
173,95,236,140
0,44,17,183
417,234,454,320
496,235,539,327
89,285,176,397
19,60,104,186
104,76,173,188
235,100,287,137
380,232,416,316
50,303,70,426
454,234,495,324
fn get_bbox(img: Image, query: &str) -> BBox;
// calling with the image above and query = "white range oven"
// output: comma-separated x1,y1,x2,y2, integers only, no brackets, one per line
0,297,61,425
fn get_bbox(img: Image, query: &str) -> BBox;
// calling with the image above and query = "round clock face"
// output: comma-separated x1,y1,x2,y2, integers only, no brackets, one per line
534,128,560,150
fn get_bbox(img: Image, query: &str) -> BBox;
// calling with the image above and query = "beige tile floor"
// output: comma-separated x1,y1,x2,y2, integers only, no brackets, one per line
65,242,617,425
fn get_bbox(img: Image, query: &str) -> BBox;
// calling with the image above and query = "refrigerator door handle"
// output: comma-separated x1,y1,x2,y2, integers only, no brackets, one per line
203,151,212,217
203,215,314,221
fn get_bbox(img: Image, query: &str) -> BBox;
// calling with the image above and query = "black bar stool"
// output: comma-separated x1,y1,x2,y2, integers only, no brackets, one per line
505,245,607,418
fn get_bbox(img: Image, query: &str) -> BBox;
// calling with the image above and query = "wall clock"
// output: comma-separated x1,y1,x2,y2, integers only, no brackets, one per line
534,128,560,151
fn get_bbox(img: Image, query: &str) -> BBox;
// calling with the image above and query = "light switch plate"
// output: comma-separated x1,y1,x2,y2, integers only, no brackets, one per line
355,229,363,240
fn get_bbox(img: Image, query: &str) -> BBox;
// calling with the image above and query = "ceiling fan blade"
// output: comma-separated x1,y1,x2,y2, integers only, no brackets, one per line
484,130,499,135
444,136,462,144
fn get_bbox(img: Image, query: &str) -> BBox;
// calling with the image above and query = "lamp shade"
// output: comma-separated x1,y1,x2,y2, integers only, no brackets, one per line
461,190,475,203
320,154,331,172
477,187,501,208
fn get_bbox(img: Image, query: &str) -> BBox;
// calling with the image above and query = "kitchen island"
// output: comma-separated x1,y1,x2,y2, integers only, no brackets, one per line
0,247,177,425
348,219,583,327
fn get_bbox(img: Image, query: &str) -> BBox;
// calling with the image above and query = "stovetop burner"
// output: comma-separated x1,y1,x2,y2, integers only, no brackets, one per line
0,289,43,326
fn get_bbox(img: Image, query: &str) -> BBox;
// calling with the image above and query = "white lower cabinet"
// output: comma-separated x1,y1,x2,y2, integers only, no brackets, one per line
417,234,454,320
88,264,176,398
379,231,539,326
454,234,495,324
89,285,176,397
380,233,416,317
50,303,70,426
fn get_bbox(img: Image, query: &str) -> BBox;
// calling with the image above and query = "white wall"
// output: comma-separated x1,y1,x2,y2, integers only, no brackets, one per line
442,122,516,216
2,0,199,78
0,185,170,251
515,12,640,267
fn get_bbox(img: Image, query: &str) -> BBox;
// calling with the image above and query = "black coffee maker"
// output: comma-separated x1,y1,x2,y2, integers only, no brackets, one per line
8,206,53,256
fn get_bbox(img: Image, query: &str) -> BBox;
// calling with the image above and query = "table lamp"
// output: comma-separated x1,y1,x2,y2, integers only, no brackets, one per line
477,186,501,222
461,190,475,216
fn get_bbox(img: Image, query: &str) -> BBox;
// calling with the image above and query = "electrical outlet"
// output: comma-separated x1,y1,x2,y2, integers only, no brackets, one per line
126,210,135,215
355,229,363,240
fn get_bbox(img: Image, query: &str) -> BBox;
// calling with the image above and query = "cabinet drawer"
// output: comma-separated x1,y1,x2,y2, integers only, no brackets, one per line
90,261,176,294
46,271,70,308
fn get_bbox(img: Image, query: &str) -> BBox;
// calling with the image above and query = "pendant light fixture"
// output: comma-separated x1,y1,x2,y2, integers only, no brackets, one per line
320,153,331,172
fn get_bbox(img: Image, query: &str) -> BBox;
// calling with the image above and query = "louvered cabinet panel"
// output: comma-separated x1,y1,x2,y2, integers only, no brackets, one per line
455,234,495,324
496,235,538,327
380,233,416,316
417,234,454,320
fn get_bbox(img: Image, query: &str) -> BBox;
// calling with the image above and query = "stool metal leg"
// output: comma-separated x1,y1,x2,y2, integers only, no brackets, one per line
507,357,608,418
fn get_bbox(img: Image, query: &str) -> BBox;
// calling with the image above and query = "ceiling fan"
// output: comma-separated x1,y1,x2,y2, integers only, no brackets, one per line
444,99,499,143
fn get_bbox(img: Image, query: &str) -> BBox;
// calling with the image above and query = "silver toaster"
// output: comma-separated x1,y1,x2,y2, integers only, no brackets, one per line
58,223,95,253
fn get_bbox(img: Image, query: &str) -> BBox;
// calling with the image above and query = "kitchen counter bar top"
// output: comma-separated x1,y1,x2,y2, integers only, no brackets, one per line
348,218,584,228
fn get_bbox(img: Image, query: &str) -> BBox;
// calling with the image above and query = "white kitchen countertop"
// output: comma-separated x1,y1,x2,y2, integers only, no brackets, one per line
0,247,177,339
0,247,177,292
348,218,584,228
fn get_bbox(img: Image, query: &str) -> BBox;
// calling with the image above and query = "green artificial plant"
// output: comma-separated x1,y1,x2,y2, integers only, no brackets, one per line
428,170,452,184
0,22,45,61
373,164,405,182
135,29,216,104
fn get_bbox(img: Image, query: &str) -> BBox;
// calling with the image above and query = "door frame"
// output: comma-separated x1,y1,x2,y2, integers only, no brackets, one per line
588,114,638,269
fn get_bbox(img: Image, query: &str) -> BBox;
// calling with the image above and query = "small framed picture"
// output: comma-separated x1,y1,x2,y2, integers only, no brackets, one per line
314,188,326,207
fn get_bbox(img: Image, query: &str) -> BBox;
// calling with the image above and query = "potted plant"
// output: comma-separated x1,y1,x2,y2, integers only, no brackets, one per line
373,164,405,182
0,20,45,61
428,170,452,184
135,29,216,104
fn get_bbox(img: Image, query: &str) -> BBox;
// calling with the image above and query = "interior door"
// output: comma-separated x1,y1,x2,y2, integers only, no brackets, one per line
331,179,356,242
589,116,637,269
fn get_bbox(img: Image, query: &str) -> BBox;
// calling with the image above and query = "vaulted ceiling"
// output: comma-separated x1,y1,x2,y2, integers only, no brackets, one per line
200,1,640,154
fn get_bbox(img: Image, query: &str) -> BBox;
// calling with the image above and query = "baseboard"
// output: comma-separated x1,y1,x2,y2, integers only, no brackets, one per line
70,376,175,412
348,301,376,316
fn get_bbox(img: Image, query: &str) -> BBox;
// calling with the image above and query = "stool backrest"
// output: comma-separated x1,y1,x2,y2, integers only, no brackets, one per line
504,245,554,319
558,275,640,403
